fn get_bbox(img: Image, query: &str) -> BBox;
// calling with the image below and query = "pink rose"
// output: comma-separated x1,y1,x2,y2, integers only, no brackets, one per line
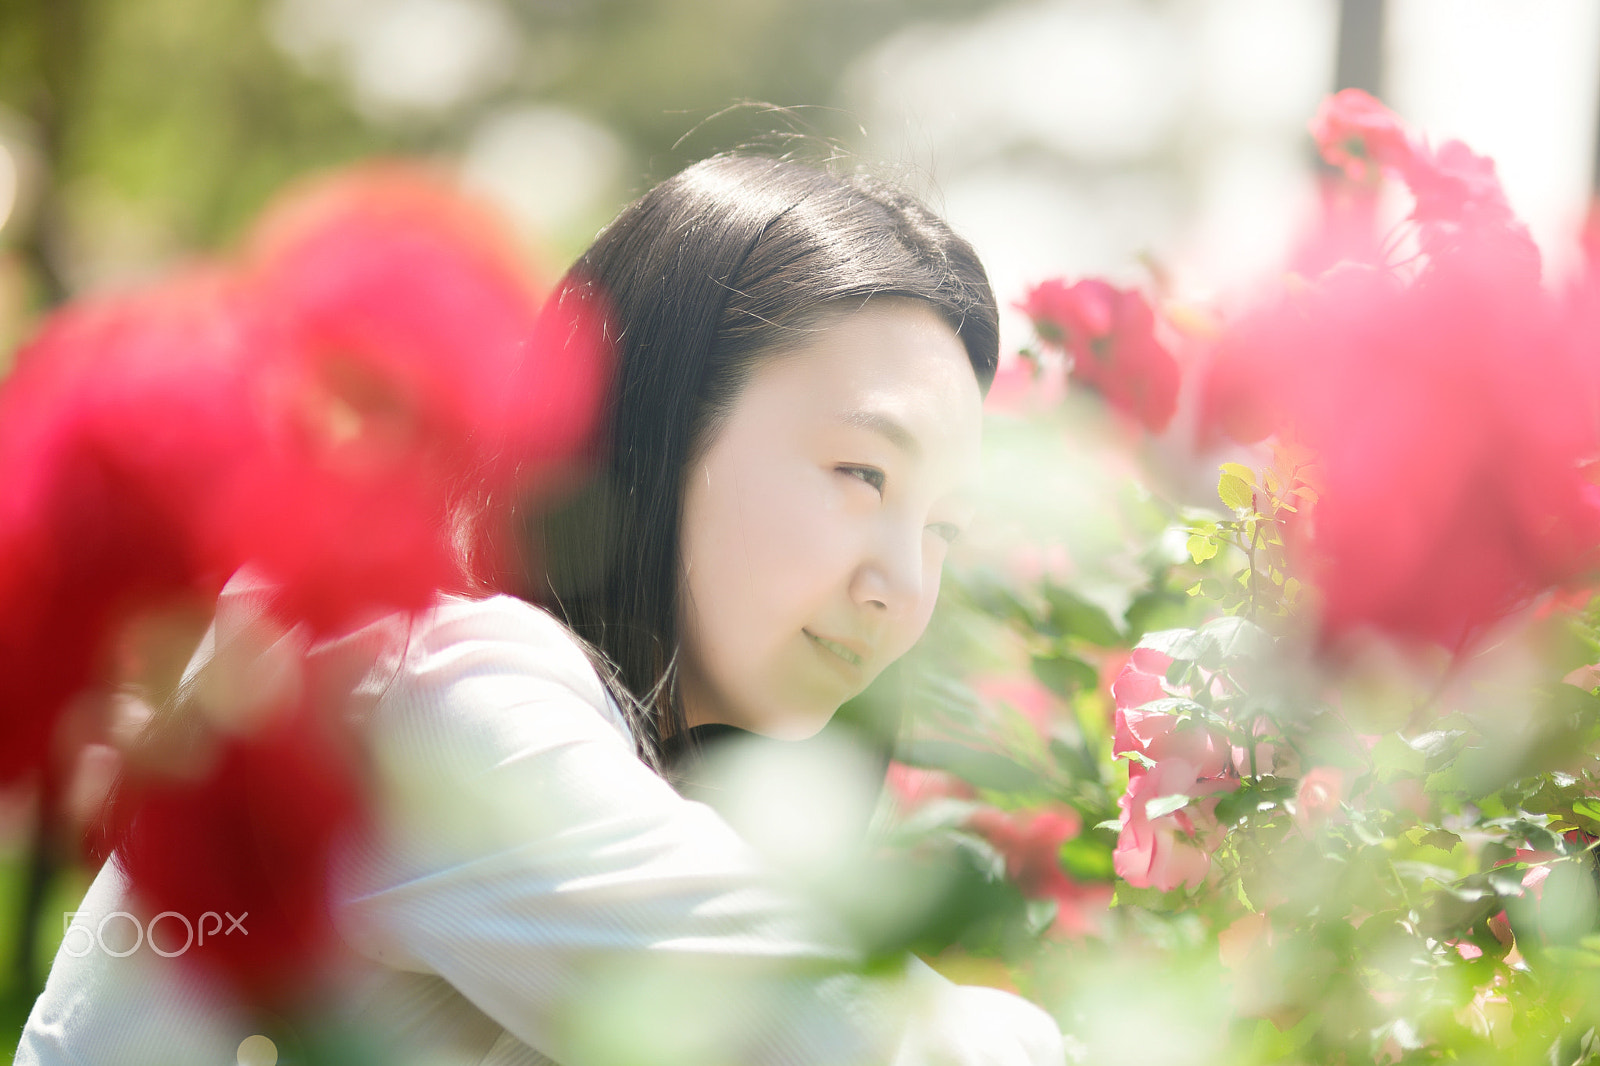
1293,766,1346,834
1113,758,1235,892
1111,649,1230,782
1109,647,1171,713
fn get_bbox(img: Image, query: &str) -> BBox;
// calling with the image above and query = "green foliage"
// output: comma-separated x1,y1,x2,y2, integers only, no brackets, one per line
884,434,1600,1064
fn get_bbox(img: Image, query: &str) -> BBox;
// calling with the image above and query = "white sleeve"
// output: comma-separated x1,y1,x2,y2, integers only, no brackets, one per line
332,595,1065,1066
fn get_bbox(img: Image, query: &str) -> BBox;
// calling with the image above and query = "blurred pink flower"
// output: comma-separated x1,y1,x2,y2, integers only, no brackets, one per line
1230,716,1289,779
1004,541,1074,589
967,805,1111,938
972,674,1058,738
1293,766,1345,834
983,351,1067,416
1309,88,1419,183
884,761,974,813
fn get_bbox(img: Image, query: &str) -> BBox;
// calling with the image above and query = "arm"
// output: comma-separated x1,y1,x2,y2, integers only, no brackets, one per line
333,594,1063,1066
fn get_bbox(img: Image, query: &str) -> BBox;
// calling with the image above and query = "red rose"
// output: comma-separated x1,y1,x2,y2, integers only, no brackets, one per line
0,274,273,784
1309,89,1419,184
108,694,368,1009
1018,279,1180,433
1200,242,1599,650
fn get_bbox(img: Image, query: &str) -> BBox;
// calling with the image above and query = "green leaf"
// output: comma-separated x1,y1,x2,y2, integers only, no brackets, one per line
1417,828,1461,853
1214,782,1295,825
1217,472,1254,512
1219,462,1257,486
1057,836,1116,881
1022,898,1059,937
896,740,1041,793
1041,584,1123,646
1392,861,1459,887
1186,534,1219,564
1129,697,1207,718
1030,654,1098,699
1198,615,1273,659
1138,627,1207,661
1370,733,1424,778
892,798,986,837
1405,729,1468,768
1144,793,1193,819
1111,882,1184,912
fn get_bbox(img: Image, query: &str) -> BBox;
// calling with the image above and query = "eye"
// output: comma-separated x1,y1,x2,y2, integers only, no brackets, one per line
838,465,886,495
928,522,963,544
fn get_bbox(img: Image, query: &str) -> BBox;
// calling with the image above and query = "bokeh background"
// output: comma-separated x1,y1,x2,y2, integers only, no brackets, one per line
5,0,1600,1056
4,0,1600,359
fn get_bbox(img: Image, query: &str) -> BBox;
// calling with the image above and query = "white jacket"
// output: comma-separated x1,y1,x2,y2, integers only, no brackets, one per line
15,579,1064,1066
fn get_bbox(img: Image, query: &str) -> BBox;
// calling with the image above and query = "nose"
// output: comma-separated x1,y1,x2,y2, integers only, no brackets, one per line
849,518,928,618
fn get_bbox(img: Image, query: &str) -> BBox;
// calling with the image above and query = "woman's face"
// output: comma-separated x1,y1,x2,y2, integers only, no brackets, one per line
676,299,984,740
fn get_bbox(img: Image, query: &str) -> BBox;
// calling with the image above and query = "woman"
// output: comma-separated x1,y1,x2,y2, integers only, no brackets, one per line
16,155,1064,1065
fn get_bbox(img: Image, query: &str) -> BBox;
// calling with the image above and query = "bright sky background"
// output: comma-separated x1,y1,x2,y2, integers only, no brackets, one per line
843,0,1600,349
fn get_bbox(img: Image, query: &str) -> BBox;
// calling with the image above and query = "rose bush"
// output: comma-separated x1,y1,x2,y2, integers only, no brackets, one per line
877,90,1600,1065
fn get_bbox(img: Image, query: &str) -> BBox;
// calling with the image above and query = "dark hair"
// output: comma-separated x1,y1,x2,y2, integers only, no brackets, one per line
523,154,998,767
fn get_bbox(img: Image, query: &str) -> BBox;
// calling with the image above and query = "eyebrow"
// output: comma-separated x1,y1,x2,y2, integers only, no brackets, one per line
839,409,921,461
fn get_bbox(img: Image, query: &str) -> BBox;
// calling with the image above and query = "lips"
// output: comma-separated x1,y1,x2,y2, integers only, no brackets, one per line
804,629,867,669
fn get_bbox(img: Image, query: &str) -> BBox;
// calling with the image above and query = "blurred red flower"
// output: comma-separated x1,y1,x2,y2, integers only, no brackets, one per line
0,162,615,1013
1203,260,1600,650
246,164,550,461
237,166,612,618
1201,93,1598,651
0,274,273,784
108,695,368,1009
967,805,1111,937
1017,278,1179,433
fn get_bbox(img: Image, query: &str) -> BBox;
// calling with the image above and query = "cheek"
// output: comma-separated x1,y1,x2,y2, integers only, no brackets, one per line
682,460,854,643
888,557,944,660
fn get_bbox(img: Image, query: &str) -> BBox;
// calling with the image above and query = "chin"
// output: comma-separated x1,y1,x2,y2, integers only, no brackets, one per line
753,704,839,742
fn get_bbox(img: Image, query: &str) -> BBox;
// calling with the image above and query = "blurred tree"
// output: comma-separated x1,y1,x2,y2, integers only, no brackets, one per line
0,0,1000,318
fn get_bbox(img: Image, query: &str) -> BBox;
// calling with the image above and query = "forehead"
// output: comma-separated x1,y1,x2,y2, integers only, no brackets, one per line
748,300,984,452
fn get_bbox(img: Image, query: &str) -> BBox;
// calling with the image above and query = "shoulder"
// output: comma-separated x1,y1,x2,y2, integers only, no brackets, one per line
373,592,633,764
403,593,609,705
